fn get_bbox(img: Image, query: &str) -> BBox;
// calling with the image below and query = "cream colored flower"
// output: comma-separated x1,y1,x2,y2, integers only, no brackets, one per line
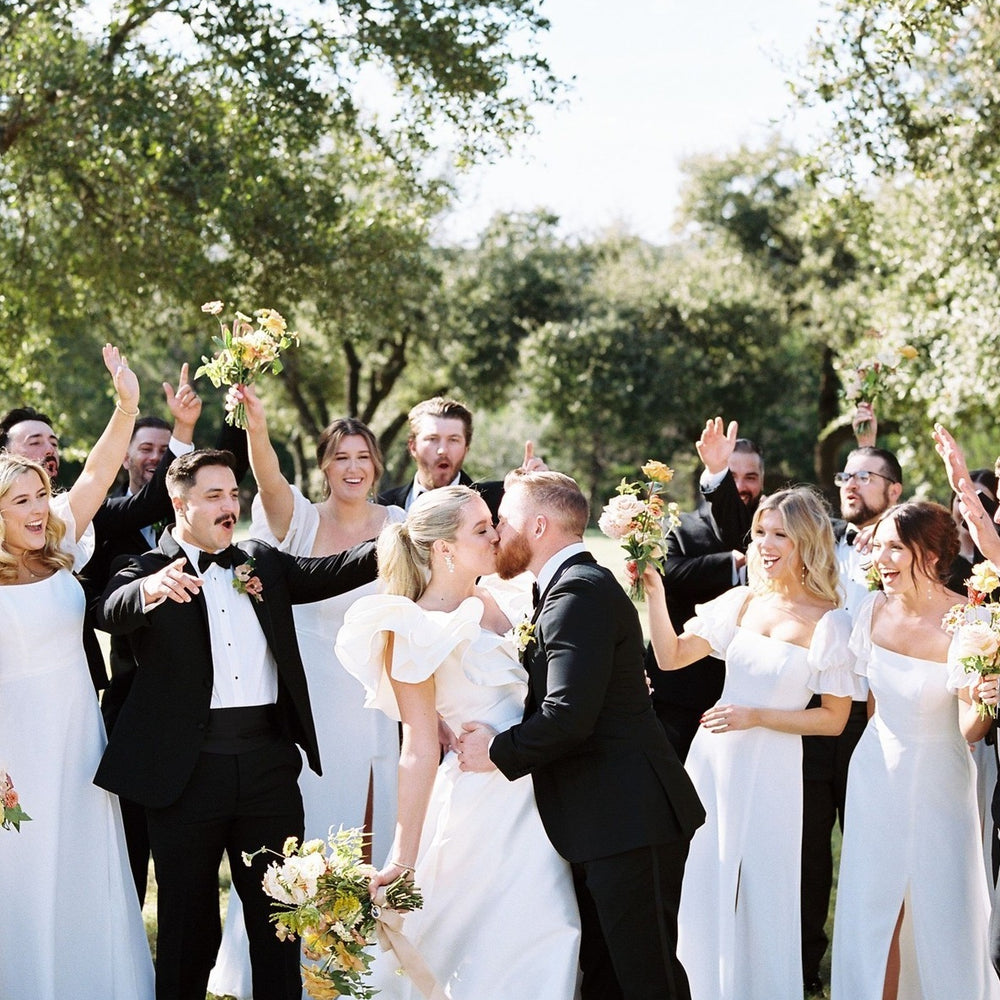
201,300,224,315
969,561,1000,597
955,621,1000,661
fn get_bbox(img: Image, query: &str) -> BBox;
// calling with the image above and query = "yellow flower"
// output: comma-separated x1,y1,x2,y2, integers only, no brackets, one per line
334,939,367,973
969,561,1000,597
282,836,300,857
898,344,918,360
641,460,674,484
256,308,288,336
301,966,342,999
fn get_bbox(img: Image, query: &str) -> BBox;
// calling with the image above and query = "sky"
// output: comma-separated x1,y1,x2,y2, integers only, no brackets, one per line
435,0,831,245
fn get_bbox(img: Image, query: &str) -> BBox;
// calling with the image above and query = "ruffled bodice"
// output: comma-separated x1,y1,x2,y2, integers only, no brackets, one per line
686,586,863,706
336,594,529,734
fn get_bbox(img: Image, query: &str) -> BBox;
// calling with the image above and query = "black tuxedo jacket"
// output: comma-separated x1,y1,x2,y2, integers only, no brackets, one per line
702,469,755,552
377,470,504,522
647,508,733,714
489,552,705,863
94,532,377,809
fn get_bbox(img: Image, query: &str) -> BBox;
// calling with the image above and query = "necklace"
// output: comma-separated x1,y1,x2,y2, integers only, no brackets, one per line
20,554,45,580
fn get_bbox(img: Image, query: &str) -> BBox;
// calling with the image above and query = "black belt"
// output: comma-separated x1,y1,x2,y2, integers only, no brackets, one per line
201,704,279,754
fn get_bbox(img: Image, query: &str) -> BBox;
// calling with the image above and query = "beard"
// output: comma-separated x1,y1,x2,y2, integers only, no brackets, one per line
842,488,890,527
495,528,533,580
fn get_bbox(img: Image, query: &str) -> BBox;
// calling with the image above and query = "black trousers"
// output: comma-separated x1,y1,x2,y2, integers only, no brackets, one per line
575,840,692,1000
800,698,869,982
145,732,304,1000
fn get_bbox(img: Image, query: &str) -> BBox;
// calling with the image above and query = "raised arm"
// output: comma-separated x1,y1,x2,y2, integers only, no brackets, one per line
370,634,439,894
641,566,714,670
228,384,294,542
67,345,140,539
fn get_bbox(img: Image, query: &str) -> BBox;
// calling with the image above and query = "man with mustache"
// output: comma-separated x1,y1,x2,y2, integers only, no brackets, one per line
96,449,378,1000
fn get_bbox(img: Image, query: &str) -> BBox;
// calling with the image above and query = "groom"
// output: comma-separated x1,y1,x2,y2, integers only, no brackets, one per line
458,469,705,1000
95,449,378,1000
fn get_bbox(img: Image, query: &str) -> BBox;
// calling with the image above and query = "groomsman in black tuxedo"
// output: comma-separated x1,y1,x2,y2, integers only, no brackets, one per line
96,449,377,1000
647,419,763,759
377,395,543,520
458,469,705,1000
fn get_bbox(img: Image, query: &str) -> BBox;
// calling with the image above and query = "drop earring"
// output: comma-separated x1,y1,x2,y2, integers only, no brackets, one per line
445,552,455,574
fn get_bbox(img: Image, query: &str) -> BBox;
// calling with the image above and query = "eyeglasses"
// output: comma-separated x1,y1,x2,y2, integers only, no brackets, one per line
834,470,897,487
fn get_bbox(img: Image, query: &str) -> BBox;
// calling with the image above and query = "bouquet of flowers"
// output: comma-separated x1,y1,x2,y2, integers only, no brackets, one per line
840,329,918,436
598,460,681,601
0,768,31,832
245,827,424,1000
195,300,298,429
942,560,1000,719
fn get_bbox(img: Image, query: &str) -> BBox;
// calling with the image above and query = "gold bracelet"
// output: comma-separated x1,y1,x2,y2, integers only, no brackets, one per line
114,399,140,417
389,859,415,873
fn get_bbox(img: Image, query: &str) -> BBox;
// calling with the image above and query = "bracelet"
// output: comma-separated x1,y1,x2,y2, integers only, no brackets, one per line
389,860,415,873
115,399,140,417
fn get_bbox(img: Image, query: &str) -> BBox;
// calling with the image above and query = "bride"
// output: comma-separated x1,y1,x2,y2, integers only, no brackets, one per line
335,484,581,998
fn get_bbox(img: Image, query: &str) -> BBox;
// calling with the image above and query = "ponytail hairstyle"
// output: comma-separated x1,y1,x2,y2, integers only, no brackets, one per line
377,485,481,600
0,456,74,583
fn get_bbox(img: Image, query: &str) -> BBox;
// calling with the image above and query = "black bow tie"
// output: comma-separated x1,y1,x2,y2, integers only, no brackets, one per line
531,582,541,608
844,526,859,546
198,548,235,573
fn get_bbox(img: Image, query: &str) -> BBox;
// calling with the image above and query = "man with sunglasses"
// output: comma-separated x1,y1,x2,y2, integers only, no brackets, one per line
800,442,903,994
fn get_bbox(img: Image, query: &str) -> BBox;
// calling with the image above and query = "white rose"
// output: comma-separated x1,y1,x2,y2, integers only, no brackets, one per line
955,622,1000,661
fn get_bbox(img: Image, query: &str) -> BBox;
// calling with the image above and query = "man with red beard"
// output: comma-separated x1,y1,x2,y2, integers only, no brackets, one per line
378,396,542,520
458,469,705,1000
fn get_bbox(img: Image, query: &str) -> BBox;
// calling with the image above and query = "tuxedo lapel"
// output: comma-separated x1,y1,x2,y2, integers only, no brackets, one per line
534,551,597,618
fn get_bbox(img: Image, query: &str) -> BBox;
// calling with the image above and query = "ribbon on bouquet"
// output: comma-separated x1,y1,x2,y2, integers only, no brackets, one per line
373,888,448,1000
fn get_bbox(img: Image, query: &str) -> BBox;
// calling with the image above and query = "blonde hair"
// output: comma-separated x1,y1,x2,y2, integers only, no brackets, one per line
0,456,74,583
377,485,481,600
747,487,840,606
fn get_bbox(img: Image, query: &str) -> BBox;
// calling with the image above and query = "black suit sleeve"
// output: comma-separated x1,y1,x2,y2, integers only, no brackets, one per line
278,541,379,604
702,470,751,552
490,575,616,780
91,448,174,539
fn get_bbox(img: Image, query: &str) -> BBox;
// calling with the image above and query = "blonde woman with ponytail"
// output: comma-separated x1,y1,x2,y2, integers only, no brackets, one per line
641,486,862,1000
0,345,155,1000
336,484,581,999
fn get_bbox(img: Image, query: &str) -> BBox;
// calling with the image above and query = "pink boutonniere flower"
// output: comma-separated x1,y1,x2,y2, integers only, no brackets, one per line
233,558,264,603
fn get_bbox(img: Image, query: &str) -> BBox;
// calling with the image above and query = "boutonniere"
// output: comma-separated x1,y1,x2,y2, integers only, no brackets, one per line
233,557,264,602
513,617,537,656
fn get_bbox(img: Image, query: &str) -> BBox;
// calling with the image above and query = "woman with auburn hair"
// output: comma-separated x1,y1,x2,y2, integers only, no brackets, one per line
209,383,404,1000
0,346,154,999
642,486,859,1000
831,501,999,1000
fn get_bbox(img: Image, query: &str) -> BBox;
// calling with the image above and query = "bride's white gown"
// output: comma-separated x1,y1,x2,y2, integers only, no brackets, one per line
335,592,581,999
0,495,154,1000
831,593,1000,1000
676,586,858,1000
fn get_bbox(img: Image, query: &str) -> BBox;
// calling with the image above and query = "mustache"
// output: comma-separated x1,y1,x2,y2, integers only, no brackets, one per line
215,515,237,527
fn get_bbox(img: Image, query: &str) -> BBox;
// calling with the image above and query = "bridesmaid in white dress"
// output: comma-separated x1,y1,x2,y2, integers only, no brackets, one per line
0,346,154,1000
335,485,580,999
643,487,859,1000
209,383,402,999
831,501,1000,1000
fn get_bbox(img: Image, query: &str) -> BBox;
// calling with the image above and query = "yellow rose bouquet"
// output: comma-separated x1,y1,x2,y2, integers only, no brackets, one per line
195,300,298,429
598,460,681,601
245,827,423,999
942,560,1000,719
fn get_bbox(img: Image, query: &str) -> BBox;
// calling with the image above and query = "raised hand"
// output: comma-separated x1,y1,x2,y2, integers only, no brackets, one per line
933,423,971,494
521,440,548,472
851,402,878,447
225,384,266,435
163,362,202,441
696,417,738,475
103,344,140,413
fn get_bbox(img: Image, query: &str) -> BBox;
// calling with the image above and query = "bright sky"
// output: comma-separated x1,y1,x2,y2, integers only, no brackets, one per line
436,0,831,245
